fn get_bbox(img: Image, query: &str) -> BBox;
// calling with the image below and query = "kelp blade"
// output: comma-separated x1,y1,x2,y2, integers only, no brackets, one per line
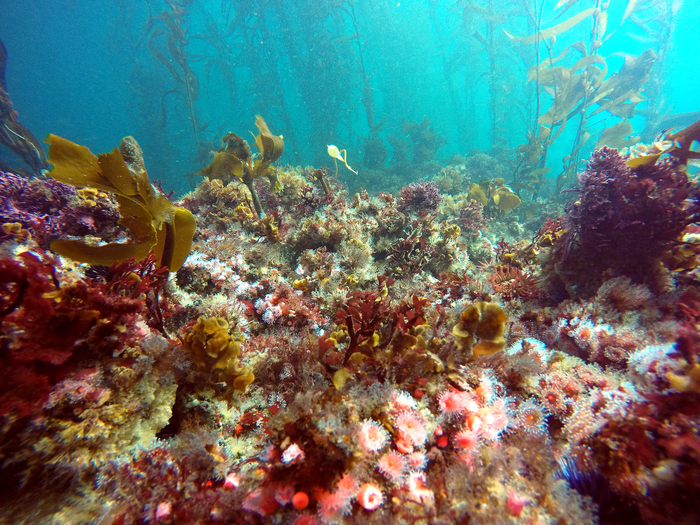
97,149,141,197
505,8,597,45
168,207,197,271
254,115,284,163
45,134,113,193
50,238,155,267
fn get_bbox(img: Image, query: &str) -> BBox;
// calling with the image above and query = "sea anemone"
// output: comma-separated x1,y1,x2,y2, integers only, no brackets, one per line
357,419,389,453
453,427,481,453
437,389,479,416
406,450,428,470
478,398,510,441
275,484,295,506
489,265,540,301
539,387,569,417
282,443,305,464
392,390,417,410
317,490,351,524
334,473,359,501
377,451,408,483
395,410,428,447
406,472,435,505
357,483,383,511
475,373,496,403
516,399,548,434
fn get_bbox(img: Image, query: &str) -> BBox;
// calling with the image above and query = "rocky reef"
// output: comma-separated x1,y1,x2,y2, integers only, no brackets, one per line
1,128,700,525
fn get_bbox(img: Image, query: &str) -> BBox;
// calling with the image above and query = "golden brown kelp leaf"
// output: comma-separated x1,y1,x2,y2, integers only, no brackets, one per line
200,132,254,185
492,186,522,212
592,50,655,114
668,119,700,165
626,119,700,168
200,152,241,185
596,120,640,149
554,0,583,19
505,8,598,45
570,55,607,77
202,117,283,185
626,152,662,168
538,75,586,125
200,117,284,218
590,90,643,119
534,54,608,126
182,316,254,402
606,0,638,42
254,115,284,164
468,182,489,205
223,132,253,164
528,46,574,83
594,9,608,44
45,134,196,271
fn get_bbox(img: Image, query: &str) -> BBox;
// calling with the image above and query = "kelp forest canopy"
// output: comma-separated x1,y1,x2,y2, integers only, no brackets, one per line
23,0,694,196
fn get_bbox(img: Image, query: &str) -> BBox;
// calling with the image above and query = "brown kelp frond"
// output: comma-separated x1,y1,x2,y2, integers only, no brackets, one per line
627,118,700,168
467,178,522,213
505,8,597,45
596,121,639,149
253,114,285,165
45,134,196,271
200,116,285,217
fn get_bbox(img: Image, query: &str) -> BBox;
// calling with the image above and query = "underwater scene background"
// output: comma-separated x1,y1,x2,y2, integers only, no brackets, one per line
1,0,700,524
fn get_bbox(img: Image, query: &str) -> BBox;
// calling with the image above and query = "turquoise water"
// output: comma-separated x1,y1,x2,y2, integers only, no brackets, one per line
2,0,697,194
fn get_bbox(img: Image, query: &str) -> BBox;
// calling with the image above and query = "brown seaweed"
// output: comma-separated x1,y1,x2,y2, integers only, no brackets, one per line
627,118,700,168
200,116,285,218
0,39,49,176
512,0,657,192
506,8,597,45
46,135,196,271
140,3,204,167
